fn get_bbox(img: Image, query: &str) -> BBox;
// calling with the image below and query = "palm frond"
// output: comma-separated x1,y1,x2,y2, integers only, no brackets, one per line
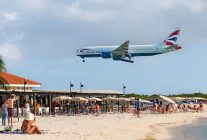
0,55,9,90
0,76,10,90
0,55,6,72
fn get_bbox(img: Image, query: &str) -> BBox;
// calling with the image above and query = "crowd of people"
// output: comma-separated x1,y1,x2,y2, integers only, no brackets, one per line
1,94,18,127
1,94,42,134
1,95,205,134
148,98,204,114
50,99,132,116
51,101,103,116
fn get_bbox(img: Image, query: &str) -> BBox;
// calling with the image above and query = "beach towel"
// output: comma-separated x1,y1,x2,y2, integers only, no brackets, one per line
0,129,23,134
0,129,49,134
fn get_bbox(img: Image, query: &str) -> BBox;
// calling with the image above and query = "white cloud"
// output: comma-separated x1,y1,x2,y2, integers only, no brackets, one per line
58,0,207,23
62,1,115,23
1,0,205,24
0,43,22,61
0,12,18,30
156,0,207,12
182,0,207,13
18,0,51,13
2,12,18,21
8,32,25,42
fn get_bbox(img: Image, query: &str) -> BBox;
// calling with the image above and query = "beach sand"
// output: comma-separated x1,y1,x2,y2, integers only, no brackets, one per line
169,117,207,140
0,112,207,140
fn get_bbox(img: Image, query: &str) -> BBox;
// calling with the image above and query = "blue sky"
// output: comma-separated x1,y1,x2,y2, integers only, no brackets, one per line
0,0,207,94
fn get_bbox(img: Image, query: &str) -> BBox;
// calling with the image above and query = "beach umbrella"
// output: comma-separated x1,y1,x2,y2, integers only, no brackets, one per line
88,97,102,101
189,97,207,100
129,97,135,101
160,95,175,104
53,96,72,102
140,99,152,103
102,97,117,101
170,97,186,101
117,98,130,102
72,97,88,102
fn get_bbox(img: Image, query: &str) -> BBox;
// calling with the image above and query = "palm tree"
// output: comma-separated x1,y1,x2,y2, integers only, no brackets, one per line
0,55,8,88
0,55,6,72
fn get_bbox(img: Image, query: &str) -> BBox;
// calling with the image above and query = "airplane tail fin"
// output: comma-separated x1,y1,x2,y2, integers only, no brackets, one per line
163,27,181,46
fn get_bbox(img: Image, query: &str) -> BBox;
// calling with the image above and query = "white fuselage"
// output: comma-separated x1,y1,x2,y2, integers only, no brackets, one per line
76,44,173,58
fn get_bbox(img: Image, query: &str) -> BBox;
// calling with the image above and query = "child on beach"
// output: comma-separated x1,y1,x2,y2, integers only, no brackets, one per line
1,101,8,126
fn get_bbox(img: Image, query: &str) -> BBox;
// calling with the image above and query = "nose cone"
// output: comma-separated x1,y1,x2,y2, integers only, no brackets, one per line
76,50,81,56
175,45,182,50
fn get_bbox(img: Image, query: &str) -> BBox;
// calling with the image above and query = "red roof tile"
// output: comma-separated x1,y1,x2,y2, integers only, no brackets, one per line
0,72,41,85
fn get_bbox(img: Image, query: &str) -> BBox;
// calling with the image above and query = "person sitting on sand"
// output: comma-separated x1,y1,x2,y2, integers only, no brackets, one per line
193,105,199,112
21,112,41,134
182,104,188,112
168,104,173,113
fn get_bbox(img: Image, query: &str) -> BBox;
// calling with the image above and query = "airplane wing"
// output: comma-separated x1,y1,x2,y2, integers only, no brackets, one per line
112,40,130,55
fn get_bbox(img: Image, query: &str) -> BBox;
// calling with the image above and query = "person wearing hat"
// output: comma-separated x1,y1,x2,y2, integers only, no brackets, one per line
21,112,41,134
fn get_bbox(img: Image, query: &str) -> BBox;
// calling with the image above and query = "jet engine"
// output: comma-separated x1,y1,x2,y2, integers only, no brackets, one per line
101,51,112,59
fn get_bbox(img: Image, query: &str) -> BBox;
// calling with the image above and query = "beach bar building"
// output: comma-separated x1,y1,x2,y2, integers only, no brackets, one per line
0,72,123,115
0,72,41,105
0,72,41,92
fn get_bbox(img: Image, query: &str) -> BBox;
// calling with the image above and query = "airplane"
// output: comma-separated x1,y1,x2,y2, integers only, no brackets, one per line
76,28,181,63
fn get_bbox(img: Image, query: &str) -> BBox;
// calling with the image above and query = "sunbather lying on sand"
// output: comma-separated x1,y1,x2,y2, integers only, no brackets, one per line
21,112,41,134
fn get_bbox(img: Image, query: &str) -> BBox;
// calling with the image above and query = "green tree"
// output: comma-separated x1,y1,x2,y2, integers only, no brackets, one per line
0,55,8,88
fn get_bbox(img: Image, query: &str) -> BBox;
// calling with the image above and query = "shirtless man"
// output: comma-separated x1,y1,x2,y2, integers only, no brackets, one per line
6,94,18,126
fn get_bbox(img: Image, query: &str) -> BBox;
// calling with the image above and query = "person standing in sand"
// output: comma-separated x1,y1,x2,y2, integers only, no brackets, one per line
95,103,100,116
135,98,141,118
1,100,8,126
6,94,18,126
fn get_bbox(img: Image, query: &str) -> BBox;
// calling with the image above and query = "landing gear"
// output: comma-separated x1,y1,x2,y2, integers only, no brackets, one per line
124,59,134,63
82,58,85,62
120,55,134,63
126,54,134,63
113,55,134,63
118,58,134,63
126,53,132,59
128,58,134,63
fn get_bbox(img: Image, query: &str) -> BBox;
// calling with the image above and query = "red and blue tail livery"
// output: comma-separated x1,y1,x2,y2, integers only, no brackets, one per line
164,27,180,46
76,28,182,63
